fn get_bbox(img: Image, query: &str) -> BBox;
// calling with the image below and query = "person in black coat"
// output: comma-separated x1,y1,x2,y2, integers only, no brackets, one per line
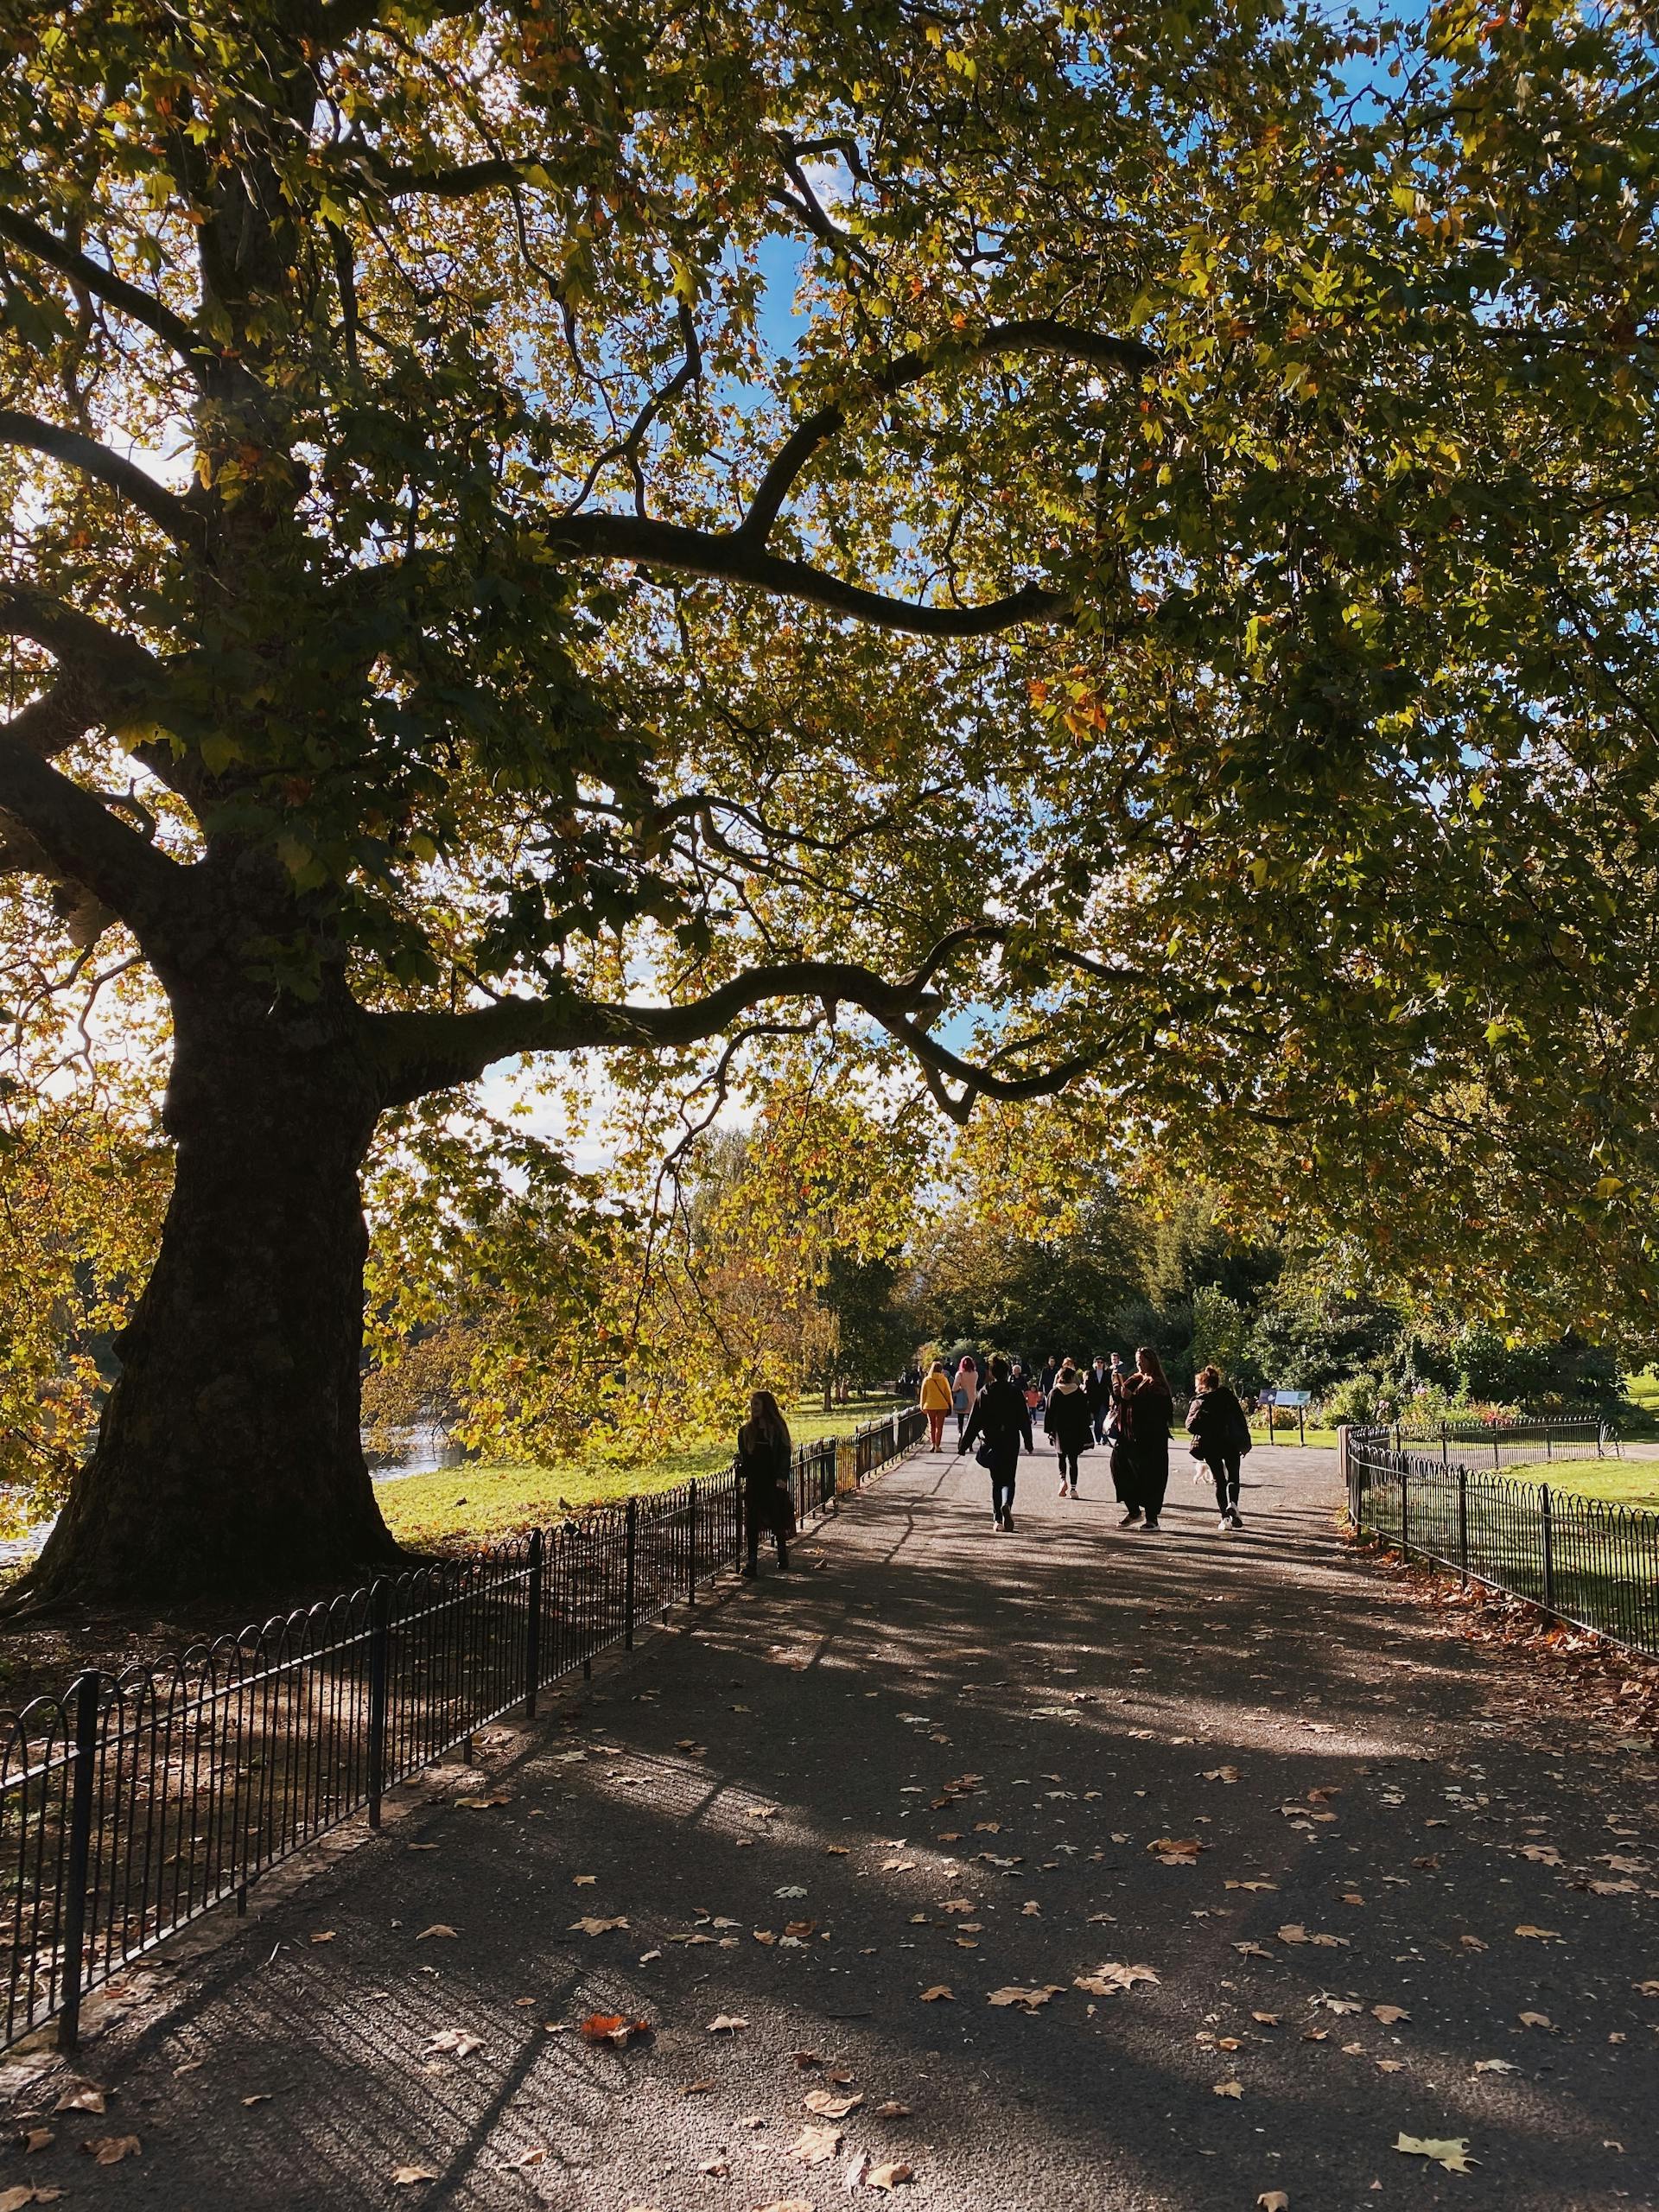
1044,1359,1094,1497
958,1352,1034,1532
1185,1363,1253,1531
736,1389,795,1575
1118,1346,1174,1530
1085,1356,1113,1444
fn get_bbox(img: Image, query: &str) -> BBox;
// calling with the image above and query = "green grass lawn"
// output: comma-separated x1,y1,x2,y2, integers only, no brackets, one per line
379,1395,910,1552
1497,1458,1659,1511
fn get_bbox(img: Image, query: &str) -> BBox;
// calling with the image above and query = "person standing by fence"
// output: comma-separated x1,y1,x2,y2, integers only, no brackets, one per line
1119,1347,1174,1530
919,1359,955,1452
1045,1358,1094,1497
737,1390,795,1576
1185,1363,1253,1532
958,1352,1033,1531
953,1353,979,1440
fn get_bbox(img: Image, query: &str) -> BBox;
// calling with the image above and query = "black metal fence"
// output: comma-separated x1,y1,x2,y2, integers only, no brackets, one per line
0,1406,925,2055
1342,1425,1659,1657
1383,1414,1618,1468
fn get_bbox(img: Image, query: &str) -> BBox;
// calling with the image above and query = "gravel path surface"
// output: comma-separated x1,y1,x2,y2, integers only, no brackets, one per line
7,1435,1656,2210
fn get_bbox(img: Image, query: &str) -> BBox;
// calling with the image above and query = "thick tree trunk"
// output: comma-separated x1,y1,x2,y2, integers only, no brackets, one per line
20,988,403,1608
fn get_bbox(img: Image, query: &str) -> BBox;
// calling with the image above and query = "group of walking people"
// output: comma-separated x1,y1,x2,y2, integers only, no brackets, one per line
922,1346,1252,1535
734,1349,1255,1580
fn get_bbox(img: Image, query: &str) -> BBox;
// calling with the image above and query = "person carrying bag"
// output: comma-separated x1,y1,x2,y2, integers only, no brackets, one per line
1185,1363,1253,1532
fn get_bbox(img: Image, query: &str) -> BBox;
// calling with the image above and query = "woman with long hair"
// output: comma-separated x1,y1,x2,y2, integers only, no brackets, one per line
918,1358,955,1452
737,1389,795,1576
1044,1357,1093,1497
1119,1345,1174,1531
952,1352,979,1440
1186,1363,1252,1532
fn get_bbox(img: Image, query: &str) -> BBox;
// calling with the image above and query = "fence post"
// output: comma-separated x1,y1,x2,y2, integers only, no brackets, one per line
57,1671,101,2051
624,1496,637,1650
1493,1433,1500,1474
366,1578,391,1831
1441,1422,1448,1466
1457,1465,1469,1579
1399,1462,1409,1556
688,1479,698,1604
524,1529,543,1720
1541,1484,1555,1616
1546,1427,1553,1464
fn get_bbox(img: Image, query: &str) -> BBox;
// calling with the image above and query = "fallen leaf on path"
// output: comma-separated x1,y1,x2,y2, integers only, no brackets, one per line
578,2014,652,2048
1371,2005,1410,2026
708,2015,749,2034
868,2164,913,2190
1518,1845,1562,1866
391,2167,438,2186
1395,2134,1478,2174
1204,1766,1241,1783
792,2124,842,2165
986,1986,1059,2010
1212,2080,1243,2099
53,2085,105,2114
82,2137,141,2164
1225,1880,1277,1892
1072,1962,1159,1997
918,1986,953,2002
1518,2012,1554,2030
803,2091,862,2120
1473,2058,1517,2074
1233,1942,1272,1958
423,2030,482,2059
1513,1925,1559,1942
1257,2194,1290,2210
309,1930,336,1945
242,2094,272,2107
1635,1980,1659,1997
455,1795,511,1810
1148,1838,1204,1865
1459,1935,1487,1951
680,2081,715,2096
874,2101,912,2120
572,1874,597,1886
700,2157,732,2177
22,2131,52,2154
416,1925,458,1942
569,1916,628,1936
0,2190,54,2212
1252,2012,1280,2026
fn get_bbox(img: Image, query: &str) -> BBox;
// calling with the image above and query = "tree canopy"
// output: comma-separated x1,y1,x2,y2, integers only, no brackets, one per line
2,0,1657,1598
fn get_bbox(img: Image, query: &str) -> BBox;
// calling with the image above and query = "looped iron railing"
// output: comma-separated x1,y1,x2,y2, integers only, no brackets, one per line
0,1404,927,2054
1342,1424,1659,1658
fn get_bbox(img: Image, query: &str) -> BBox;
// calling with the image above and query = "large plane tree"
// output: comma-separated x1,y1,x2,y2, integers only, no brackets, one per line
1,0,1652,1601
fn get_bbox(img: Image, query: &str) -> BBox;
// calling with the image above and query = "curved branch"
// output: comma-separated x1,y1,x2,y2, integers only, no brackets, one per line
0,726,185,937
543,511,1068,635
0,409,198,543
738,318,1156,547
0,208,226,384
0,584,160,696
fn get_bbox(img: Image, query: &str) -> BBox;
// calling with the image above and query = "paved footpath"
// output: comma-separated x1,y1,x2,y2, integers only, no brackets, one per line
8,1438,1657,2210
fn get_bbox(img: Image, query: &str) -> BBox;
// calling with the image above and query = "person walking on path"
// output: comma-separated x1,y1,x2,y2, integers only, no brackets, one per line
736,1389,795,1577
957,1352,1033,1531
1086,1355,1113,1444
1117,1346,1174,1531
952,1354,979,1441
918,1359,955,1452
1045,1358,1094,1496
1185,1363,1253,1531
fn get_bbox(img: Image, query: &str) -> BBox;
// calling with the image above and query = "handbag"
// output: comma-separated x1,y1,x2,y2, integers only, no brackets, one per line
974,1438,997,1470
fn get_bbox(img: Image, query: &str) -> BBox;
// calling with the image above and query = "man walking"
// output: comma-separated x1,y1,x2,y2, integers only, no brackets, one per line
958,1353,1034,1532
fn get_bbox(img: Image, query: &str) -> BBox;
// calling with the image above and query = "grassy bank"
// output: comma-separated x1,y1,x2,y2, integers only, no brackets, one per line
1497,1459,1659,1512
378,1395,909,1552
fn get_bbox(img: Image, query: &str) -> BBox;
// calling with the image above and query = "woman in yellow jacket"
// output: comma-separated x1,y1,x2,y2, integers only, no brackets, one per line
918,1359,955,1452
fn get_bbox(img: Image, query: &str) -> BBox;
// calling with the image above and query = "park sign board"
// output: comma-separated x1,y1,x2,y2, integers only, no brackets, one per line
1259,1389,1313,1408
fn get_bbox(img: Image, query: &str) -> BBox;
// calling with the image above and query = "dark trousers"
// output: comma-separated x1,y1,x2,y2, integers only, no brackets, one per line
986,1450,1018,1521
1057,1449,1082,1486
1091,1407,1109,1443
1133,1440,1170,1519
745,1481,791,1566
1206,1452,1241,1513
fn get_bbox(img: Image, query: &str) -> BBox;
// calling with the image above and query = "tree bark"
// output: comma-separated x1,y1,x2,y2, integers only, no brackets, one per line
19,984,403,1608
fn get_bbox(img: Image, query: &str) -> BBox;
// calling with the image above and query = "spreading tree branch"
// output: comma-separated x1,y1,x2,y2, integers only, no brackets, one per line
0,409,198,543
542,511,1067,634
738,318,1156,546
0,208,228,385
0,726,185,935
